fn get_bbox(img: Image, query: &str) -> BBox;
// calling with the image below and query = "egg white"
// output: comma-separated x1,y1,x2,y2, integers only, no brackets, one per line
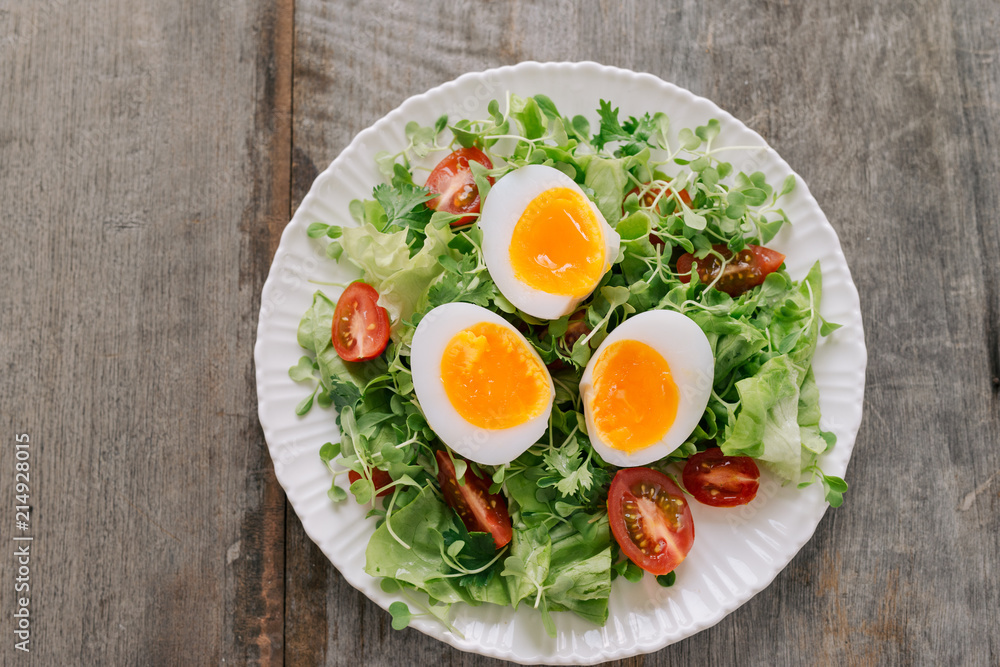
579,310,714,467
480,164,621,320
410,302,554,465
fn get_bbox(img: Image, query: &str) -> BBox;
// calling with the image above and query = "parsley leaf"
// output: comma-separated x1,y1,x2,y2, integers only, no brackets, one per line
543,436,594,498
329,378,362,416
426,253,495,308
592,100,663,155
372,183,435,231
592,100,632,149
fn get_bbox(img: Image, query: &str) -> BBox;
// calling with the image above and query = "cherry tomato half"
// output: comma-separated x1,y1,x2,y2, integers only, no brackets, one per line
331,282,391,362
607,467,694,575
348,468,394,498
425,147,494,226
435,450,512,549
682,448,760,508
675,244,785,297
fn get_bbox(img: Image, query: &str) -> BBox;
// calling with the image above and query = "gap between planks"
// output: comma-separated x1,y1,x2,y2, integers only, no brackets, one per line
261,0,295,664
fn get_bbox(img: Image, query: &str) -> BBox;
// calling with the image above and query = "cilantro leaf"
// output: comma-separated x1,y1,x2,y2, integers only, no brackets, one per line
592,101,664,154
592,100,632,149
543,437,595,499
621,113,654,139
426,253,495,308
372,183,435,231
329,378,362,415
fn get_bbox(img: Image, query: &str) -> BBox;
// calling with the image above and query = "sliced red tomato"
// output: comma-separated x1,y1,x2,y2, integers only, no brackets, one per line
348,468,394,498
675,244,785,297
425,147,494,226
607,468,694,575
682,448,760,507
331,281,391,362
435,450,512,549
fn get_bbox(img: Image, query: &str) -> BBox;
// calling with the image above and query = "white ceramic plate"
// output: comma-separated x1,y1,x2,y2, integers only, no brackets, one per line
255,62,866,665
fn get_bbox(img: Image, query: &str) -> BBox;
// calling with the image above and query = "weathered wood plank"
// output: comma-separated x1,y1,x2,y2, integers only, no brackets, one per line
0,0,292,663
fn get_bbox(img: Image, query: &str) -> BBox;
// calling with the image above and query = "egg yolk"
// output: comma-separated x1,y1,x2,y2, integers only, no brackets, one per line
440,322,550,430
589,339,680,452
509,187,606,296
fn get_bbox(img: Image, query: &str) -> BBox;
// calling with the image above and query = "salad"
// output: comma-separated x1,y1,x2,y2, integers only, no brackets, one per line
288,93,848,636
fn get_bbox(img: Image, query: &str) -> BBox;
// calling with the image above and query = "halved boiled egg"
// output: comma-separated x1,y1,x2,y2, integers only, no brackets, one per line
480,165,621,320
410,302,554,465
579,310,713,467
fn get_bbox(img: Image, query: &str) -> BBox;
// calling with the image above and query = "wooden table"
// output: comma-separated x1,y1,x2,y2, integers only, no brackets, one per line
2,0,998,664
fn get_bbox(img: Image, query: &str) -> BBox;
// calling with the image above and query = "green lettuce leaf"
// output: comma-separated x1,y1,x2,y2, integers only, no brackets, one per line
721,354,803,482
365,485,485,606
797,366,828,455
583,157,628,225
502,525,553,612
337,221,452,327
544,518,612,625
763,262,823,374
501,510,611,635
688,309,769,386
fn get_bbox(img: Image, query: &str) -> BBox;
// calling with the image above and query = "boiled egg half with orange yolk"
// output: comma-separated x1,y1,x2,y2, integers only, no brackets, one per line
410,302,554,465
579,310,713,467
480,165,621,320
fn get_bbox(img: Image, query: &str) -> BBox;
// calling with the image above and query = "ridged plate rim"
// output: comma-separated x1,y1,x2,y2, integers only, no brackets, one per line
254,61,867,665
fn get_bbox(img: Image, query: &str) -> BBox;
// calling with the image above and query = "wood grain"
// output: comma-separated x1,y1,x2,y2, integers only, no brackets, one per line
1,0,999,664
0,0,292,663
